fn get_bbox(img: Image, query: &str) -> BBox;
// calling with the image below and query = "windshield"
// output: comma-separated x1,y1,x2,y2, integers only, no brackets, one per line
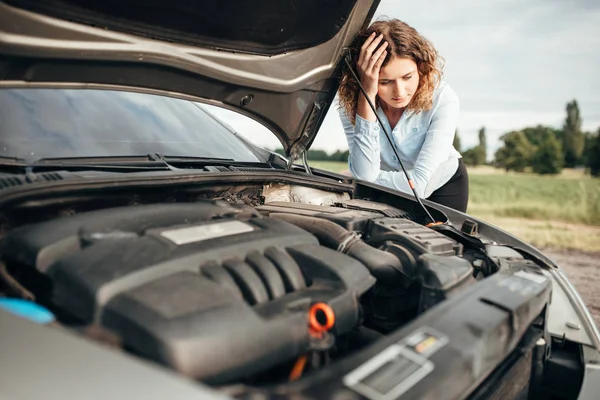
0,88,262,163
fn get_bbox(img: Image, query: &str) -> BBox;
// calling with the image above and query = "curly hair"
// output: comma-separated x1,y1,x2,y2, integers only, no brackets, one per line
338,18,444,124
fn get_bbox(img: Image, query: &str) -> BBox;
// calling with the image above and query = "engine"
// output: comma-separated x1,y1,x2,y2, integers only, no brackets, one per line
0,196,478,387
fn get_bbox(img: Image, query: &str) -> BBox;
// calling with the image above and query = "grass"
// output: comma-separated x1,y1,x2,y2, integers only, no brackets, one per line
477,215,600,253
308,161,600,252
467,166,600,227
308,160,350,174
467,166,600,252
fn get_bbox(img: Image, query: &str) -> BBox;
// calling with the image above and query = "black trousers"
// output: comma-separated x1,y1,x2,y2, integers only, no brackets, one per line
427,159,469,213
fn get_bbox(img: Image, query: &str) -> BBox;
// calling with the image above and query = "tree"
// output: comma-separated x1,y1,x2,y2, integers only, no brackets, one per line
582,132,593,166
453,129,462,153
586,128,600,177
330,150,349,162
307,149,330,161
522,125,562,147
532,130,563,175
462,146,485,166
478,127,487,163
460,128,486,166
494,131,536,172
562,99,585,167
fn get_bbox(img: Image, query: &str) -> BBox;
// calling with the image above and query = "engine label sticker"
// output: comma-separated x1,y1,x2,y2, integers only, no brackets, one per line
343,345,433,400
160,220,254,245
343,326,447,400
402,327,449,358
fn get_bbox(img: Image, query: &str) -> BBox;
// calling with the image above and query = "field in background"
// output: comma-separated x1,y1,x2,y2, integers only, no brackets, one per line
309,161,600,252
467,166,600,226
309,161,349,174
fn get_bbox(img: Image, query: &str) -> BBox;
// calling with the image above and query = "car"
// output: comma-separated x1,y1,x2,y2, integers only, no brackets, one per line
0,1,599,399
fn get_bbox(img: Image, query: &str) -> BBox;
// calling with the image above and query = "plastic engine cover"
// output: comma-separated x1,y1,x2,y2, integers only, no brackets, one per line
1,201,376,384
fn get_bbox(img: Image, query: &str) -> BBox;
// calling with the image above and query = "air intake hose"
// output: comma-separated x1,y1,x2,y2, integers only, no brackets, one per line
269,213,410,287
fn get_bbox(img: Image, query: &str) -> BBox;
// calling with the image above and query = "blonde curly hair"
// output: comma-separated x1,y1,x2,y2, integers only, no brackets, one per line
338,18,444,124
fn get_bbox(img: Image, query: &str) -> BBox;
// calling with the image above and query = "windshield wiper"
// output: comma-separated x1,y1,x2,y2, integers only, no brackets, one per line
158,154,272,169
0,155,171,173
0,154,273,173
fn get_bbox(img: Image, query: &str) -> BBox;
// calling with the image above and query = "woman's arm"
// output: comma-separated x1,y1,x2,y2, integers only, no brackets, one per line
356,32,388,123
341,85,460,198
338,32,389,183
339,107,383,182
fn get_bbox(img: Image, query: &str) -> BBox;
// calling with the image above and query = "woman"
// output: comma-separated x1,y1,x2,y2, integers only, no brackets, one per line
338,19,469,212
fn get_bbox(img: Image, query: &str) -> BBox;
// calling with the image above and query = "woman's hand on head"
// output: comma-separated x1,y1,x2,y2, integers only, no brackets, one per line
357,33,388,99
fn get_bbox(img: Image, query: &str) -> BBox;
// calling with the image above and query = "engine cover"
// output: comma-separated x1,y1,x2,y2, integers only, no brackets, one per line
1,201,375,383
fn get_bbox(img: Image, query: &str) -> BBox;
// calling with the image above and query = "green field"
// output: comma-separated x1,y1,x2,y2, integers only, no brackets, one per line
467,166,600,226
309,161,350,174
308,161,600,252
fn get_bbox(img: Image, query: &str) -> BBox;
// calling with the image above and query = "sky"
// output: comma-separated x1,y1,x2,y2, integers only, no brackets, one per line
217,0,600,158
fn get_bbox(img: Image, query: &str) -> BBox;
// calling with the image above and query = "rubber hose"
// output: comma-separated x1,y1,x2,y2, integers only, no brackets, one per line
269,213,409,285
269,212,354,249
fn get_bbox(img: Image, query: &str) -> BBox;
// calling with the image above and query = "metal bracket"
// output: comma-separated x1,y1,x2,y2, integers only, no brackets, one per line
286,143,312,174
461,219,479,236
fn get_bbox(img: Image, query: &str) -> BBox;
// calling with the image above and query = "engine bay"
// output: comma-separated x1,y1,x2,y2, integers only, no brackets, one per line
0,179,557,398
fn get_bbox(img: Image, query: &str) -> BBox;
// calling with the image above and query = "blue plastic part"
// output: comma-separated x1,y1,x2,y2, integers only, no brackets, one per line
0,298,55,324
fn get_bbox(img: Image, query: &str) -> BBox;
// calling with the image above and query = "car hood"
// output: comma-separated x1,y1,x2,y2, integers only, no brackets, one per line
0,0,380,157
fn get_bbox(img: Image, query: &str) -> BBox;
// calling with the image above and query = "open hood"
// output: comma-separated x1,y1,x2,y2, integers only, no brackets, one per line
0,0,380,157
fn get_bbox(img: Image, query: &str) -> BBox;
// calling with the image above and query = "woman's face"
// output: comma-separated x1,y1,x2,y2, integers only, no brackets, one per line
377,56,420,109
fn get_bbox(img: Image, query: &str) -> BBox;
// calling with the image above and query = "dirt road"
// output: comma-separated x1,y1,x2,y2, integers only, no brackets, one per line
543,248,600,327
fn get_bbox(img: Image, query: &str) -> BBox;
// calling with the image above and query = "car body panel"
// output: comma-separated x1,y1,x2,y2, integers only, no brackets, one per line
0,308,232,399
0,0,380,155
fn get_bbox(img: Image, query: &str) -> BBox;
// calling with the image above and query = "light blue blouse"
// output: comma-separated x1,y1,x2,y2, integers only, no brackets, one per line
339,81,462,199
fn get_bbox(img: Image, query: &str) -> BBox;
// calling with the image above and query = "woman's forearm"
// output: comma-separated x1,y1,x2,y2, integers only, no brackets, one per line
339,105,382,183
356,92,378,122
347,114,382,183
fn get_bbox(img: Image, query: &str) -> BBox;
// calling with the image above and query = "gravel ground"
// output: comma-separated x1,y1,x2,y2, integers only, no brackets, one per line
543,248,600,327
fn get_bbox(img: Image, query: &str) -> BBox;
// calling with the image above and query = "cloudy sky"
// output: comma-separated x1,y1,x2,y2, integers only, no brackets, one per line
227,0,600,157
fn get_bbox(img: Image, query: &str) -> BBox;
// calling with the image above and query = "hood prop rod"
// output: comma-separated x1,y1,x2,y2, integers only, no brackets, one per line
342,50,436,225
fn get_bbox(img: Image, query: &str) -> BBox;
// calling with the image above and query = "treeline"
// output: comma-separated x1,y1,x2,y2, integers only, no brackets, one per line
456,99,600,177
273,148,350,162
